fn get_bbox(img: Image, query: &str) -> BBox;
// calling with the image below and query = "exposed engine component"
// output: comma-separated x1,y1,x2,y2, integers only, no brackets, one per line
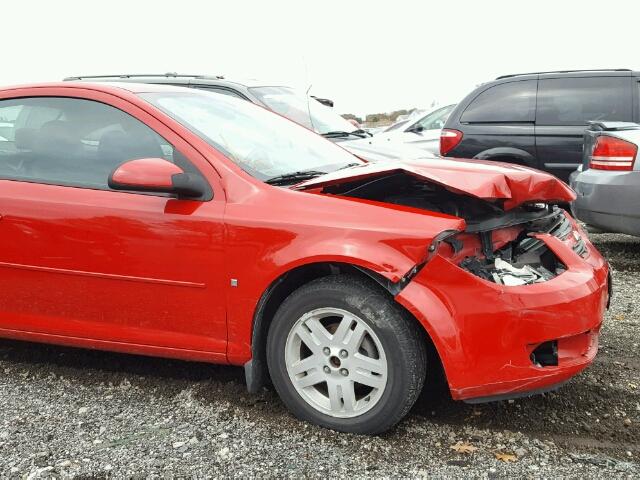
493,258,556,286
322,171,579,287
462,257,556,286
460,209,571,285
324,172,503,220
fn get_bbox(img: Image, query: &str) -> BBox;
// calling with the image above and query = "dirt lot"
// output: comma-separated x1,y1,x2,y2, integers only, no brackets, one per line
0,232,638,478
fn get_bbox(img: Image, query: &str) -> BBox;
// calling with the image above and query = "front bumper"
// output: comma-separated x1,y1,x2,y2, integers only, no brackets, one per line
396,226,609,402
571,168,640,236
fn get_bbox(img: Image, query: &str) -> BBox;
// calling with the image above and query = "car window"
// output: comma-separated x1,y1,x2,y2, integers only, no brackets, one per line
141,90,362,181
249,86,358,135
537,77,631,126
461,80,536,123
0,97,200,192
383,119,410,132
413,105,455,131
0,105,25,141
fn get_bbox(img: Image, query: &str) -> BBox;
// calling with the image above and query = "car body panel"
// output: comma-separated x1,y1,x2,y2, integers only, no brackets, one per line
0,179,227,351
396,221,609,400
296,157,576,210
535,125,588,173
572,168,640,235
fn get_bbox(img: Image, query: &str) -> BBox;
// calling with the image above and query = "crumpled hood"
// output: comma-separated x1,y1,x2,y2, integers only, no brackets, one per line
296,157,576,211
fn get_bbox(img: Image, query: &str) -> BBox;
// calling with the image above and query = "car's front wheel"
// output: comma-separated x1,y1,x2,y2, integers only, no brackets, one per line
266,275,427,434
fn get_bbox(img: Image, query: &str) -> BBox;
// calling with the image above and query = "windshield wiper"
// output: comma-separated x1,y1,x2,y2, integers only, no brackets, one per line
322,130,368,139
265,170,327,186
350,129,373,138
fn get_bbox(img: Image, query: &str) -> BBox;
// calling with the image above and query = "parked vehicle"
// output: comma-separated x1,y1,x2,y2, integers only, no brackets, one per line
362,126,388,136
63,73,357,135
570,121,640,236
0,82,609,434
63,73,406,158
371,104,455,154
441,69,639,181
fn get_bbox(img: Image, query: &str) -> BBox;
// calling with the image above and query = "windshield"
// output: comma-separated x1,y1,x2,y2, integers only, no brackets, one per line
141,90,363,181
412,104,455,131
383,119,410,132
249,86,357,135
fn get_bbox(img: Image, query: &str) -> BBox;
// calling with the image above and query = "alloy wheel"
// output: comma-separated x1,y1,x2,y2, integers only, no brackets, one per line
284,307,388,418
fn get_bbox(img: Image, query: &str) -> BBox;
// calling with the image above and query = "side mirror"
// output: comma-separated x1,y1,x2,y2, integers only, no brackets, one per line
108,158,206,199
311,96,334,108
406,124,424,134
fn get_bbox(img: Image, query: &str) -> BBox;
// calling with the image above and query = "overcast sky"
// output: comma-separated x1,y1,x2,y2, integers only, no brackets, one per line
5,0,640,115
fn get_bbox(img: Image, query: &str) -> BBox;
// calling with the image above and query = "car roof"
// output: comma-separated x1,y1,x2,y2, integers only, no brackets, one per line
496,68,635,80
0,81,197,94
491,69,638,84
63,73,288,89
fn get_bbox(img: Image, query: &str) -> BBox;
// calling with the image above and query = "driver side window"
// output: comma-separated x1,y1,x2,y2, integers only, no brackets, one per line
0,97,195,192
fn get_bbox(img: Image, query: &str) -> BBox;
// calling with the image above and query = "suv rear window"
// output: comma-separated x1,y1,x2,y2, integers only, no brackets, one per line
537,77,631,126
461,80,536,123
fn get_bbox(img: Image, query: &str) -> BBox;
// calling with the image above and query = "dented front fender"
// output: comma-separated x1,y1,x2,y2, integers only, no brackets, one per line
395,233,609,401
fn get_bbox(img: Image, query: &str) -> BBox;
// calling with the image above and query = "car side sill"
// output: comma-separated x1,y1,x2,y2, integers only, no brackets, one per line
0,327,227,364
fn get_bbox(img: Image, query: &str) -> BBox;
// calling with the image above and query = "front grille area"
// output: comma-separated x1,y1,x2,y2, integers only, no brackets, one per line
517,211,589,259
552,214,588,258
572,236,588,257
548,213,572,240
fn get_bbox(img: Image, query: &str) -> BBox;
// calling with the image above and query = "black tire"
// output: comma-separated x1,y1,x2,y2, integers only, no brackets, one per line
266,274,427,434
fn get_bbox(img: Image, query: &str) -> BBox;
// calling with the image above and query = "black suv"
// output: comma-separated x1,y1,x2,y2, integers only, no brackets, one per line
440,69,640,181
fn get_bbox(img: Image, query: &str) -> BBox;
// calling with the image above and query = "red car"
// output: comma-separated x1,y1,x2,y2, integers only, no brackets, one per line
0,83,609,434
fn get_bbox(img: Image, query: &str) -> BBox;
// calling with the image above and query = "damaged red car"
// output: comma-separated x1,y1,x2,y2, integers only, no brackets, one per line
0,83,610,434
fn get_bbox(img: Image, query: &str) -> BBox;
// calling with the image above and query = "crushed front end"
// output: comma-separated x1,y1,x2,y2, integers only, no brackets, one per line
306,165,610,402
396,204,609,402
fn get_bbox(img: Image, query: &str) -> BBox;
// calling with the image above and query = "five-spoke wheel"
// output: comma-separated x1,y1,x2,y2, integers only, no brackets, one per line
285,307,387,418
267,275,427,434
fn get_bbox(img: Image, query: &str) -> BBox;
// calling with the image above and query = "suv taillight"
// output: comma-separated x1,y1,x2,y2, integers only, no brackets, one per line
440,129,463,156
589,135,637,171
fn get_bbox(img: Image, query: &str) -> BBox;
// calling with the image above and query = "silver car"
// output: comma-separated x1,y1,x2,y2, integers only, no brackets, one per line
570,121,640,236
368,104,456,155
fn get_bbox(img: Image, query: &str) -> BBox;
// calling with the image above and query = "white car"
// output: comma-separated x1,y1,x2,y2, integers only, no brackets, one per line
370,104,456,155
0,122,12,141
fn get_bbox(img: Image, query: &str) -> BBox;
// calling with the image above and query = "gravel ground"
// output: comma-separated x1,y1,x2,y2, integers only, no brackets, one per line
0,232,639,479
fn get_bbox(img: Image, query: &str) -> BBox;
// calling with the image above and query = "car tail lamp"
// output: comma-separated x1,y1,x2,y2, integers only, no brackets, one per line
440,129,463,156
589,135,637,171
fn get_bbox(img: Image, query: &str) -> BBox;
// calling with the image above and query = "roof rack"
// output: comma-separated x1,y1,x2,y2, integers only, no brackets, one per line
64,72,225,81
496,69,632,80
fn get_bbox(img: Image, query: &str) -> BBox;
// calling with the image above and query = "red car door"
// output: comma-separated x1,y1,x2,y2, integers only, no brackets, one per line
0,91,227,358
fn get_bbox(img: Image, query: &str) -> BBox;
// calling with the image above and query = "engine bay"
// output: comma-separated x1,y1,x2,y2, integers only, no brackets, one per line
323,172,585,286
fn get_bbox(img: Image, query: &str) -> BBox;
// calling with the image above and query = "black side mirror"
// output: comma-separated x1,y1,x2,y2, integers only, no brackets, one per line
311,96,334,108
406,124,424,134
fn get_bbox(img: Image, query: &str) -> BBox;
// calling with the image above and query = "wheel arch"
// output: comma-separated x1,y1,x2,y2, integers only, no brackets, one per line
473,147,538,169
244,261,446,394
